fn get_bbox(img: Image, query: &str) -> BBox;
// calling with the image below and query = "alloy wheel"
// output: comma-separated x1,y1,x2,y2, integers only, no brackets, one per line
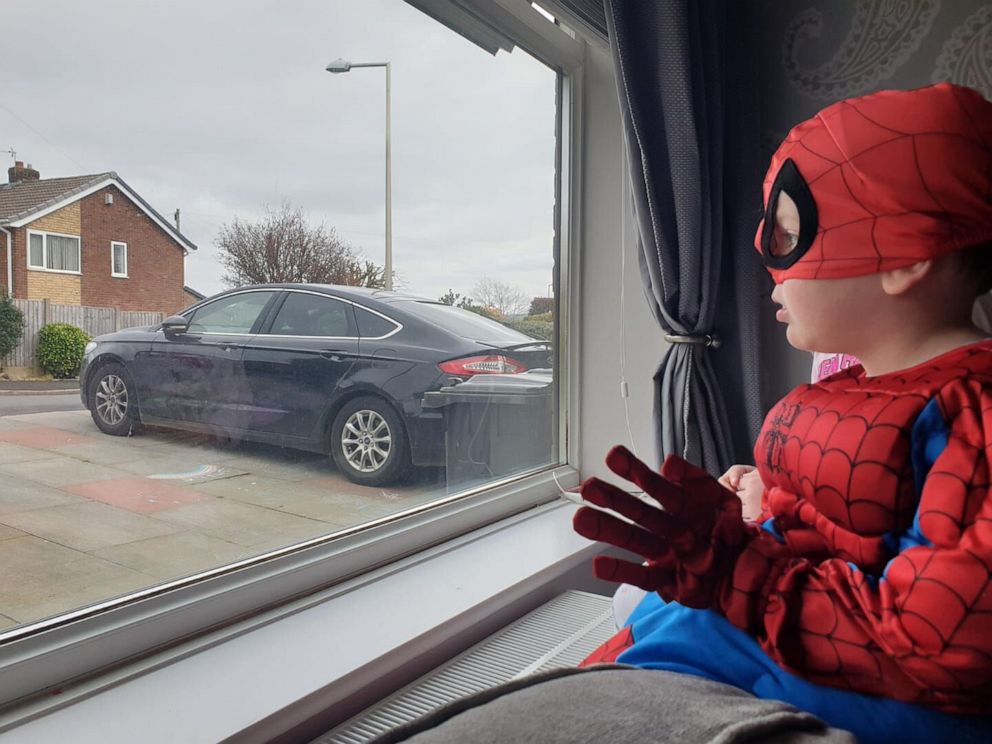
95,374,129,426
341,409,392,473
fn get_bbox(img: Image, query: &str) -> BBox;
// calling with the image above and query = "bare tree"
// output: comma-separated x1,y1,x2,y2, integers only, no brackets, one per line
344,259,387,289
216,202,385,288
471,277,528,318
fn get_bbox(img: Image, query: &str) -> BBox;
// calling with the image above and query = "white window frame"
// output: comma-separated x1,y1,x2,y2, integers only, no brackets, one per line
111,241,128,278
0,1,586,728
25,229,82,275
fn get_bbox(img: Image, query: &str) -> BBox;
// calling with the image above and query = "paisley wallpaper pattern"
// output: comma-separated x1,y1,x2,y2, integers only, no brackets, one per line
932,4,992,94
783,0,942,100
761,0,992,148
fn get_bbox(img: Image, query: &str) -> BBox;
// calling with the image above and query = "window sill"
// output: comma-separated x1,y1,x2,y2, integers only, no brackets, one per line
26,267,82,276
0,502,600,743
111,274,128,279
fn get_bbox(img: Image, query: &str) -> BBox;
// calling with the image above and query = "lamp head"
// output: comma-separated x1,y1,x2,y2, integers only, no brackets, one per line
325,58,352,73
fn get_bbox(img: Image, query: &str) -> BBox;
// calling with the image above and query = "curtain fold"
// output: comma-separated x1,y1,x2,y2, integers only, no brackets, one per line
606,0,765,473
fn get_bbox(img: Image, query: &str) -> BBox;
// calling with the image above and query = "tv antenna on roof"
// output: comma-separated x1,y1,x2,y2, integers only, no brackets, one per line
4,148,15,161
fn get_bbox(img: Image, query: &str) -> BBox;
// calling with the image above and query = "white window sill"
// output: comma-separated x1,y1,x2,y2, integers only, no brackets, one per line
26,267,82,276
111,274,128,279
0,502,600,744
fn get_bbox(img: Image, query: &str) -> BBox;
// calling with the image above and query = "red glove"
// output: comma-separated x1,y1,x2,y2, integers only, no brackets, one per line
572,445,753,609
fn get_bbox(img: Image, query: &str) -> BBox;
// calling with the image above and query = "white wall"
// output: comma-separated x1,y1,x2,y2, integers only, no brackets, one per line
576,41,669,480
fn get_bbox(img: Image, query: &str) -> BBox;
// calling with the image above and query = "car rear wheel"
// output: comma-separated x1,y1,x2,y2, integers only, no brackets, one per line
89,362,140,436
331,396,410,486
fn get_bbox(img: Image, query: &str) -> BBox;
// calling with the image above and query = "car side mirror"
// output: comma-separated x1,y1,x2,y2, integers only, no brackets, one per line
161,315,190,336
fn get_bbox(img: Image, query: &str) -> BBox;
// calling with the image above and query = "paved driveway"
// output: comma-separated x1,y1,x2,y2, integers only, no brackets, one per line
0,410,441,631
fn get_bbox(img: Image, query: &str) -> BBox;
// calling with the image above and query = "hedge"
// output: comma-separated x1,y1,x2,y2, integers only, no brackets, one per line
0,294,25,362
37,323,91,379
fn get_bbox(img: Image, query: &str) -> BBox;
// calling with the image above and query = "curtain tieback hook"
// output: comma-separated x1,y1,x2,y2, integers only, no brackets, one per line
664,333,721,348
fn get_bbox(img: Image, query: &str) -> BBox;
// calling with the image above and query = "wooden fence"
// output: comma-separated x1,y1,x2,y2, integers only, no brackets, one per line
2,299,163,370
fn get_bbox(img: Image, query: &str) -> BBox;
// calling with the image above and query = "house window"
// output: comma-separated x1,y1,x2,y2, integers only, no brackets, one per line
111,241,128,277
0,0,578,717
27,230,81,273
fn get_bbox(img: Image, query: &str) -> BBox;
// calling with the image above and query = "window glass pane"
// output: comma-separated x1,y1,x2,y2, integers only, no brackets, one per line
355,305,397,338
3,0,560,636
188,291,274,333
402,301,535,344
46,234,79,271
268,292,354,337
48,240,64,270
28,233,43,267
112,243,126,275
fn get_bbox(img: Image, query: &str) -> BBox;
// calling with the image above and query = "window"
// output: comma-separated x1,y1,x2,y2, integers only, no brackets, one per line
186,290,275,333
0,0,578,718
26,230,81,272
355,305,399,338
403,301,536,344
111,241,128,277
267,292,356,337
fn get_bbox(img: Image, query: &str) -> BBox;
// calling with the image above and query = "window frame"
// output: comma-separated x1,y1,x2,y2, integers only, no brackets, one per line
25,229,82,275
0,0,584,719
110,241,128,278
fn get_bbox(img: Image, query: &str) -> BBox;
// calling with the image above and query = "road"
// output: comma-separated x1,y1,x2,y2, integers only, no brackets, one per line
0,393,85,416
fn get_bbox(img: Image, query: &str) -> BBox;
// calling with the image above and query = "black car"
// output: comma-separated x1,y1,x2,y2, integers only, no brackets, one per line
79,284,551,486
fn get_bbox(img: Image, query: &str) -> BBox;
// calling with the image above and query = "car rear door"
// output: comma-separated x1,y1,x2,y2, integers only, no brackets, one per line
136,290,278,429
240,290,360,443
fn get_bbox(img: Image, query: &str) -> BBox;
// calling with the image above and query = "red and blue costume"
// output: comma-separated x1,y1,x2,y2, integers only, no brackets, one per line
573,84,992,743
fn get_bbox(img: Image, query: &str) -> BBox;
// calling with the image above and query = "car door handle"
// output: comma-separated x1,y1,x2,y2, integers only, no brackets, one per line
320,349,347,361
218,343,243,351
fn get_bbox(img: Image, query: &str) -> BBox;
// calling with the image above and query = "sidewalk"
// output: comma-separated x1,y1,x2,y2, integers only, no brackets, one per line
0,409,438,629
0,379,80,395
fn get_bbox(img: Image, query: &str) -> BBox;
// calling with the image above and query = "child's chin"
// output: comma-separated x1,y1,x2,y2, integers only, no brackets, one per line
784,327,814,352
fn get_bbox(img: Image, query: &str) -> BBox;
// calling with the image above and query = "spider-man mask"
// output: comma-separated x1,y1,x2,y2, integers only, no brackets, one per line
755,83,992,284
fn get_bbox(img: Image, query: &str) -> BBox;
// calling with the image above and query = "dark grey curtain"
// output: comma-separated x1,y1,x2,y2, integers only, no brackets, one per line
605,0,765,472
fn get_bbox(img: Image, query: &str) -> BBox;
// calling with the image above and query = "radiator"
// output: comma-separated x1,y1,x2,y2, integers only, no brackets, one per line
313,590,615,744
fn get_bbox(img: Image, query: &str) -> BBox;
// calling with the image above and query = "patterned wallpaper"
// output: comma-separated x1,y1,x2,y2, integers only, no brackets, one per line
760,0,991,152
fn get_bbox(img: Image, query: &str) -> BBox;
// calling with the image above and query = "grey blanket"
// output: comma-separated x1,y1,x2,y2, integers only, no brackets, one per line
372,665,857,743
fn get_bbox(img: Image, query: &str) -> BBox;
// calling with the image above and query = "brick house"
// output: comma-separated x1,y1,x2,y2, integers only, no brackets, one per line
0,162,196,314
183,284,207,307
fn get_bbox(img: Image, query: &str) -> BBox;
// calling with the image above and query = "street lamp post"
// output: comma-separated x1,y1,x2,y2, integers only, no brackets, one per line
326,58,393,290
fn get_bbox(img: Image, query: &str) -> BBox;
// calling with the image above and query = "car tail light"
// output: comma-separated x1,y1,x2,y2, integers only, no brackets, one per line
439,355,528,376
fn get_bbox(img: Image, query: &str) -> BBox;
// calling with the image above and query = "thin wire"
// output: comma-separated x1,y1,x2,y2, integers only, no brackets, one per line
0,102,87,171
553,469,648,507
553,471,614,513
552,469,578,497
619,132,638,457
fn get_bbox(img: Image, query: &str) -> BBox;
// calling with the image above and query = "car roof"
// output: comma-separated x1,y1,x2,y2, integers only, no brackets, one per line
219,283,432,305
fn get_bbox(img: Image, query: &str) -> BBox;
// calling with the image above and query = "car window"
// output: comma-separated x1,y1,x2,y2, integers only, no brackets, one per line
187,291,275,333
268,292,356,337
355,305,398,338
401,301,534,344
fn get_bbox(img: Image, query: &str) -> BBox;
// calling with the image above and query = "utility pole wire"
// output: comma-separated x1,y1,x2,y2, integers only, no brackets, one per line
0,103,87,171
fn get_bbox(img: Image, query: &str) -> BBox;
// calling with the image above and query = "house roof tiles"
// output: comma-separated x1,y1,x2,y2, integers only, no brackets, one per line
0,173,113,222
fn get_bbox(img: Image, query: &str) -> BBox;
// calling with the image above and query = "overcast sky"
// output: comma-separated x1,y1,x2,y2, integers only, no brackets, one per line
1,0,558,303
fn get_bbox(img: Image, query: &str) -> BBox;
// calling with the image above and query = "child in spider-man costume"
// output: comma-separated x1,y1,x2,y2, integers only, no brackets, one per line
573,83,992,743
